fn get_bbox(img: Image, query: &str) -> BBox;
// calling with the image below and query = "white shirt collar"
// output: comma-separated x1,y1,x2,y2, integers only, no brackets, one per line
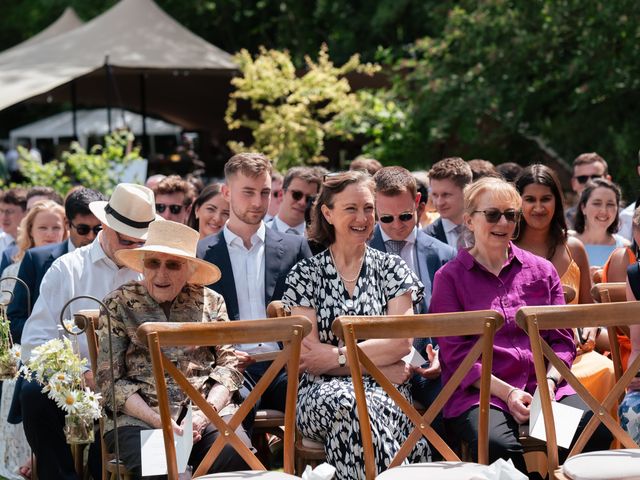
273,215,306,235
379,225,417,245
224,222,266,248
88,232,117,268
441,217,461,233
67,238,76,253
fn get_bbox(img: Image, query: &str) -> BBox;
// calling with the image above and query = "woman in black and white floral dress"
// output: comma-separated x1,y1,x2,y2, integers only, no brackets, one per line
282,170,430,479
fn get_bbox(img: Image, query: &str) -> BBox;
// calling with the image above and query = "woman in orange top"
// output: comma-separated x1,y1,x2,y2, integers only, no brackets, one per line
514,164,615,405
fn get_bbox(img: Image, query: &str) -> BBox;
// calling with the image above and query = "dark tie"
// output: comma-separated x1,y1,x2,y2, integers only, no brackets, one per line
286,228,299,235
453,224,465,249
385,240,406,256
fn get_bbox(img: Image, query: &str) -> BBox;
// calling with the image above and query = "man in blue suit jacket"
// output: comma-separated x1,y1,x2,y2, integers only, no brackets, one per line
370,167,455,441
199,153,312,415
6,188,104,438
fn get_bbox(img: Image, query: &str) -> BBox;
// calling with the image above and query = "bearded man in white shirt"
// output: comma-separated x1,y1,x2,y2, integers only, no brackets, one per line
19,183,159,480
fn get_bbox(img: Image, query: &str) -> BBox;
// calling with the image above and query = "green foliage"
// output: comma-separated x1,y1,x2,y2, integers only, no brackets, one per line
392,0,640,196
15,131,139,196
226,45,380,170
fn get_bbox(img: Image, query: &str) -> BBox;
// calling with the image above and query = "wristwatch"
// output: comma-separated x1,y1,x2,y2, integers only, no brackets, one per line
337,346,347,367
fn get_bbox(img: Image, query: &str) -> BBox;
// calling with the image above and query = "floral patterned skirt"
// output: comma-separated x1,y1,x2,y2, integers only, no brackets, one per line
296,373,430,480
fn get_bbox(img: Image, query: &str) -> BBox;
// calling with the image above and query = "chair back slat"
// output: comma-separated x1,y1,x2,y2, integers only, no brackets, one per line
516,302,640,474
138,316,311,480
332,310,503,479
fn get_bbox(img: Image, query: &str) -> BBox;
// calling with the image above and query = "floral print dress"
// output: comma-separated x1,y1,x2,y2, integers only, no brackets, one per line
282,247,430,479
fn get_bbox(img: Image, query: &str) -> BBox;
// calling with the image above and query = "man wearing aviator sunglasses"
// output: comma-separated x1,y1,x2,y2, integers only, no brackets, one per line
369,167,456,436
151,175,195,224
267,166,321,236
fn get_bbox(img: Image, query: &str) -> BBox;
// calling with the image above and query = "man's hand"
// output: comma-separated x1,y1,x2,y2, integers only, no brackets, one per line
191,412,208,443
412,344,441,380
380,361,412,385
234,350,254,373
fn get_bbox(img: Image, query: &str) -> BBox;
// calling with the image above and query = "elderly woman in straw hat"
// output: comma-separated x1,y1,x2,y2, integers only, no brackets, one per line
96,220,252,479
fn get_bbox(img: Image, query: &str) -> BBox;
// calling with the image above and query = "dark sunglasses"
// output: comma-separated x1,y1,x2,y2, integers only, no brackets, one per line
575,174,603,184
116,232,145,247
473,208,521,223
70,222,102,236
289,190,316,203
156,203,184,215
143,257,185,271
379,212,414,224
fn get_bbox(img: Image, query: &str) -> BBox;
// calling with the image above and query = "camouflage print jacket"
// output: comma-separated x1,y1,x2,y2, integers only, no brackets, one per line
96,281,243,432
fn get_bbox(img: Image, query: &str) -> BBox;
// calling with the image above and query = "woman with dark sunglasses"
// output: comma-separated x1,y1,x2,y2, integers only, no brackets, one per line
430,176,611,477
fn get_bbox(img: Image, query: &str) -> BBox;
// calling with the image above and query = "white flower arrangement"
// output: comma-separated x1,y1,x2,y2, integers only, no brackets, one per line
0,310,18,377
22,338,102,420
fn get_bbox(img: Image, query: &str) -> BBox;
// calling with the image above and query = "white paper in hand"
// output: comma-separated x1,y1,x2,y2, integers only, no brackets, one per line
529,388,583,449
401,346,428,368
141,403,194,476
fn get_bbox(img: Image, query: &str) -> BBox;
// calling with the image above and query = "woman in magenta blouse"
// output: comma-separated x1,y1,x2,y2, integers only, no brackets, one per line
430,176,611,476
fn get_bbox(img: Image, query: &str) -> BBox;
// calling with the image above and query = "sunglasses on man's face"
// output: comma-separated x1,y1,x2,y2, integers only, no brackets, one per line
70,222,102,236
473,208,521,224
379,212,414,224
143,257,185,271
575,174,603,184
288,189,316,203
156,203,184,215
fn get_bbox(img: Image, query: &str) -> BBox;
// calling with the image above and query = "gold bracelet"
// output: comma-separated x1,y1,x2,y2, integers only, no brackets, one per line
506,387,520,402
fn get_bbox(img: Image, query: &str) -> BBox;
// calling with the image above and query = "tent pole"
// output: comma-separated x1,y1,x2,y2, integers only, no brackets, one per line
139,73,148,157
70,80,78,141
104,56,112,132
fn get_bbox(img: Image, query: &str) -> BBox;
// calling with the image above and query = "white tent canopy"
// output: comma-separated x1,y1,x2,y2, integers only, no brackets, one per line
0,7,83,60
10,109,181,150
0,0,236,111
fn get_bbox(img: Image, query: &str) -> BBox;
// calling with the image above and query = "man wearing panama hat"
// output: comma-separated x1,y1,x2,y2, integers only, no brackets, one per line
20,183,159,480
97,220,251,478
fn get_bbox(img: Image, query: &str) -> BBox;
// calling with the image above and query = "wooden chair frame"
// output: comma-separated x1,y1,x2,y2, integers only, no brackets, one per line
73,309,132,480
591,282,629,381
331,310,504,480
516,302,640,478
136,316,311,479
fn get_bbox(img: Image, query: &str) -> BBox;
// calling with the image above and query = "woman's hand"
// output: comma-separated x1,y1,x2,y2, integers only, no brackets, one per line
413,344,441,380
299,337,337,376
505,388,532,424
234,350,255,373
380,361,412,385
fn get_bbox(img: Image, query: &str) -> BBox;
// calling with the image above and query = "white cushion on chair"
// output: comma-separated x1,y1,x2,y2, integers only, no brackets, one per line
376,461,491,479
562,449,640,480
197,471,301,479
255,409,285,420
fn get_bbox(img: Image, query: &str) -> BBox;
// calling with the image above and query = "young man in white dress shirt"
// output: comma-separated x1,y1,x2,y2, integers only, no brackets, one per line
20,183,159,480
200,153,311,415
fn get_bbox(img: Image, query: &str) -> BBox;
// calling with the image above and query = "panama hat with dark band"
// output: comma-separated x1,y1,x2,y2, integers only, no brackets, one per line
89,183,161,240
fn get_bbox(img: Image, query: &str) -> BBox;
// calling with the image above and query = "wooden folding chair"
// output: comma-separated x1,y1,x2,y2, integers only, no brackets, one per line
516,302,640,480
591,282,629,379
74,309,133,480
136,316,311,479
266,301,326,474
331,310,504,480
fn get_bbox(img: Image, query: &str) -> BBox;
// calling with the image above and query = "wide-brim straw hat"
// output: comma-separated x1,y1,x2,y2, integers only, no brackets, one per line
89,183,161,240
115,220,221,286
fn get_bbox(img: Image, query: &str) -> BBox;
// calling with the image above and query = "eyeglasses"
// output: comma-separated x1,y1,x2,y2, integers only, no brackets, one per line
379,212,414,224
472,208,521,223
574,174,603,184
70,222,102,236
288,190,316,203
143,257,185,271
156,203,185,215
0,208,20,216
116,232,145,247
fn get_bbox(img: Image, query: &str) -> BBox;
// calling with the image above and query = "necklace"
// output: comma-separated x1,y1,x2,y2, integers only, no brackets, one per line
329,247,365,284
